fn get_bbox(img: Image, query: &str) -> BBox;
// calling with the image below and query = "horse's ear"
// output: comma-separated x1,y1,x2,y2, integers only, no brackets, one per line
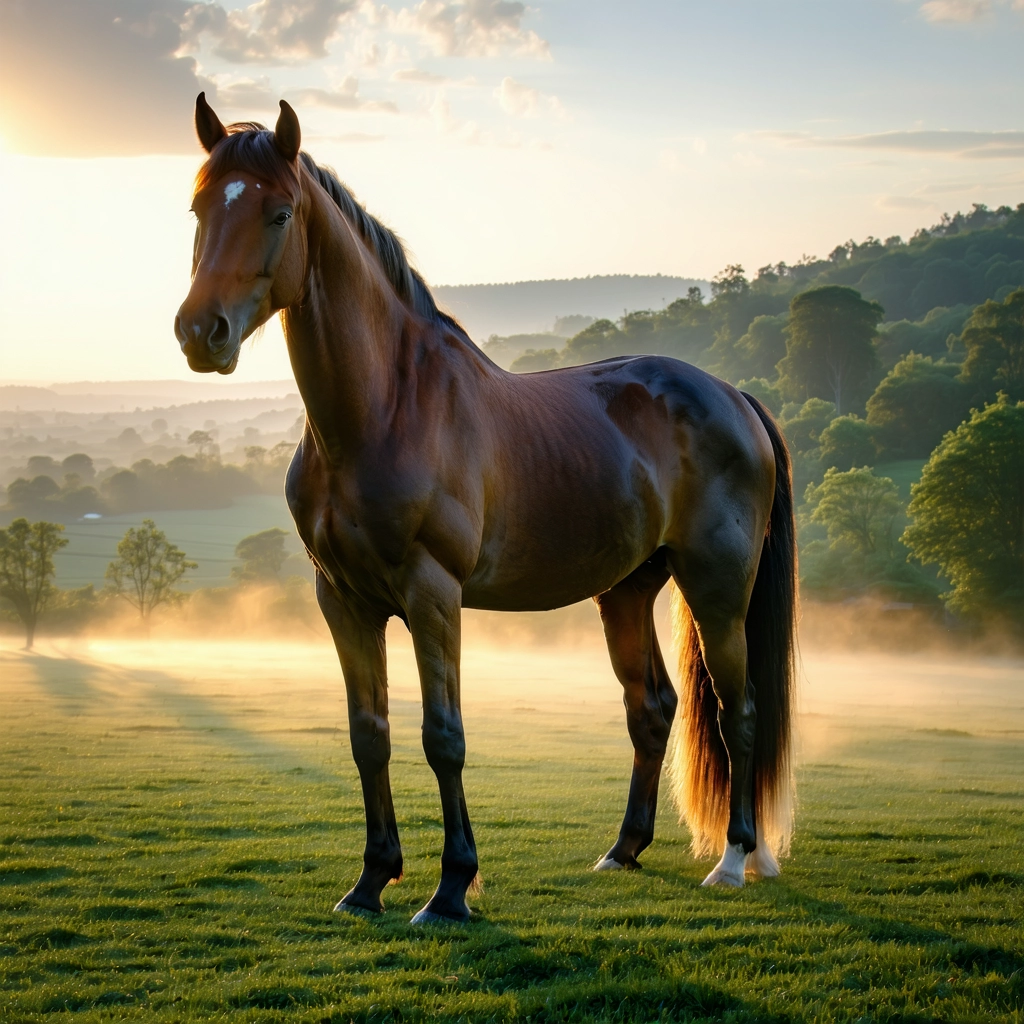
274,100,301,163
195,92,227,153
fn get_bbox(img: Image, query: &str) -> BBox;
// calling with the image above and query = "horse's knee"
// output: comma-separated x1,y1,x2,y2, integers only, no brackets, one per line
421,710,466,775
349,710,391,774
625,703,671,757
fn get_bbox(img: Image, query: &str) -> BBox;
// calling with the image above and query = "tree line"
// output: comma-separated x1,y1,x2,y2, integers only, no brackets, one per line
1,438,297,519
510,203,1024,630
0,520,307,649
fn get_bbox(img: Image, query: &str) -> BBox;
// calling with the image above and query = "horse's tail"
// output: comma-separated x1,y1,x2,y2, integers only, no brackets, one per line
667,392,797,859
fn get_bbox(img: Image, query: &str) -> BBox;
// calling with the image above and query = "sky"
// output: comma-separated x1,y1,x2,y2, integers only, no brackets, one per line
2,0,1024,382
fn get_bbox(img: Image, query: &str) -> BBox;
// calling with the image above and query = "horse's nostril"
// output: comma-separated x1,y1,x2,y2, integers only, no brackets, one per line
174,315,185,345
208,315,231,352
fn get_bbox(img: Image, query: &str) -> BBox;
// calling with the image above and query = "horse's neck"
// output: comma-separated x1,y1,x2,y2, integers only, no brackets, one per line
282,190,406,460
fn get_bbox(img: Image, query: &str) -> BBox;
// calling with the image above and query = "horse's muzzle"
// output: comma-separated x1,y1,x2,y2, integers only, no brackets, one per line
175,306,239,373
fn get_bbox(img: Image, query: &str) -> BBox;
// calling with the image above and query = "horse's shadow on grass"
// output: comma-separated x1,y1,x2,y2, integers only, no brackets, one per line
318,908,785,1024
756,879,1023,991
10,648,355,781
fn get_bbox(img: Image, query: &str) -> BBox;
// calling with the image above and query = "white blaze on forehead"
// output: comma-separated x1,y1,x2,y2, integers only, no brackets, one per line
224,180,246,207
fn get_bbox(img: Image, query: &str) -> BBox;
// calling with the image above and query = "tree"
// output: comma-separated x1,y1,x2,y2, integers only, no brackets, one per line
818,415,877,471
780,398,836,454
711,264,748,298
187,429,216,459
244,445,268,468
61,453,95,482
510,348,560,373
731,315,788,381
0,518,68,649
5,475,60,510
805,467,902,557
736,377,782,416
866,353,971,459
903,395,1024,618
777,285,883,414
105,520,197,619
958,287,1024,404
556,318,623,365
232,528,290,582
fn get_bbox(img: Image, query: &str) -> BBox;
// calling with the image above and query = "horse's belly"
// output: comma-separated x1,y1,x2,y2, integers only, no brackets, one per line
462,485,662,611
462,557,637,611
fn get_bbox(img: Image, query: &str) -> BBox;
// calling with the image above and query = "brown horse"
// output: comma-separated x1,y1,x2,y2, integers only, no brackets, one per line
175,95,797,924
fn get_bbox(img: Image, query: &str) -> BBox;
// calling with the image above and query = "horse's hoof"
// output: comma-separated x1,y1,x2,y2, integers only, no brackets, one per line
700,867,744,888
593,854,640,871
334,899,381,916
745,845,781,880
410,907,469,926
701,841,747,888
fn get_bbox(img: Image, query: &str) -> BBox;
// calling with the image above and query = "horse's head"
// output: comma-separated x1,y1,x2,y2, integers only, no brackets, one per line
175,94,307,373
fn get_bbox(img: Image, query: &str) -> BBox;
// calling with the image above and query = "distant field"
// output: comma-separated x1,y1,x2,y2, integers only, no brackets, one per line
53,495,303,590
1,636,1022,1023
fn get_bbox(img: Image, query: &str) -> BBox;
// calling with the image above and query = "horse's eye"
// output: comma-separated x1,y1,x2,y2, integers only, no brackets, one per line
272,211,292,227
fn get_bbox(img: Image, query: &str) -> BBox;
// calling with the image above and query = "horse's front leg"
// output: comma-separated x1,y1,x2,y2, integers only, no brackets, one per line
316,573,403,914
404,559,477,925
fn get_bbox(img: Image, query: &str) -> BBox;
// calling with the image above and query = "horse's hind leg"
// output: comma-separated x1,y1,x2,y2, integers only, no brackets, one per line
316,573,403,914
594,556,676,871
669,536,760,888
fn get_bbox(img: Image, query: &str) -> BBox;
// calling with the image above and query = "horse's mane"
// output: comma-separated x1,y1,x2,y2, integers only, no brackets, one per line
194,123,465,334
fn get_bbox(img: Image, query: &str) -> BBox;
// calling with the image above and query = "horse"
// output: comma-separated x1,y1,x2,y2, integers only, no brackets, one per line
174,95,797,925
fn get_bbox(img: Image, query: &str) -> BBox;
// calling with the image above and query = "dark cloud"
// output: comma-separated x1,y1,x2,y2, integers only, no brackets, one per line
0,0,359,155
0,0,209,156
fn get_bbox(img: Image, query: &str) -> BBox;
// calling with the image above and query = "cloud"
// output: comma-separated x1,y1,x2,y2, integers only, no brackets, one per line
493,76,564,118
392,67,451,84
919,0,991,21
215,76,278,110
759,128,1024,159
877,195,937,210
305,131,386,142
392,0,550,58
0,0,550,156
286,75,399,111
190,0,359,65
917,0,1024,21
0,0,209,156
429,92,484,143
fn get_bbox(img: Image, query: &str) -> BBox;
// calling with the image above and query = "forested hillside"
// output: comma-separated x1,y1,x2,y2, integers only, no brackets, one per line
509,203,1024,381
507,203,1024,627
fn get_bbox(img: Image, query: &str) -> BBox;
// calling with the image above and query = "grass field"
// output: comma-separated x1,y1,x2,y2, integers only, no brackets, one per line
1,631,1022,1023
52,494,301,591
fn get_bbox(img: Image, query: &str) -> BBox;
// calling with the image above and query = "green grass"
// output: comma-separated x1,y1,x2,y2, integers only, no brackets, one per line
1,639,1022,1023
53,494,300,590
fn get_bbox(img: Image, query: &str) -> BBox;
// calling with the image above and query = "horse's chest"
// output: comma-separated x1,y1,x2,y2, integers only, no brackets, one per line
287,464,391,582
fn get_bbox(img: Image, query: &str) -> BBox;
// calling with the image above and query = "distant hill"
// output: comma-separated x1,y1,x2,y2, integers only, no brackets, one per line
432,275,708,339
0,379,297,413
0,386,61,411
804,210,1024,322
